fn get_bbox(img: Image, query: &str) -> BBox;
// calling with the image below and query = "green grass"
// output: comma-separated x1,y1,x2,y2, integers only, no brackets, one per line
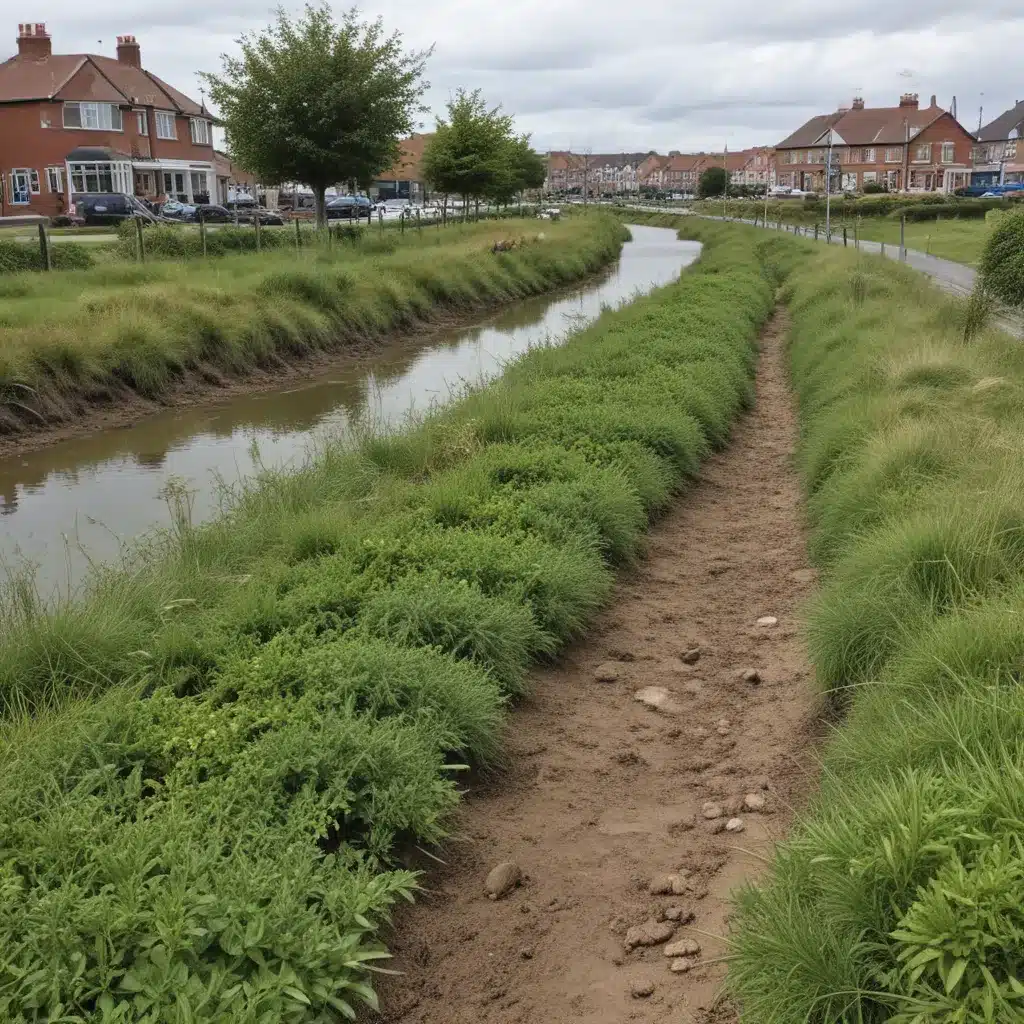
0,215,621,432
853,217,993,265
0,221,776,1022
673,222,1024,1022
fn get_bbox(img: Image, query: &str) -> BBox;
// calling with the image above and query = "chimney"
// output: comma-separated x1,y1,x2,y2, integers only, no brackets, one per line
899,92,919,109
929,94,937,108
852,96,865,110
16,22,51,59
116,34,141,68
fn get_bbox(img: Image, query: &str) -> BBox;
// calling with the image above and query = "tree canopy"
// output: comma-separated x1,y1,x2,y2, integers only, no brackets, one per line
698,165,729,198
203,4,430,226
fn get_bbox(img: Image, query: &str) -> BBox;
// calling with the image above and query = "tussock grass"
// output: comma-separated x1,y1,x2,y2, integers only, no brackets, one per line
0,220,775,1021
0,216,625,433
685,221,1024,1022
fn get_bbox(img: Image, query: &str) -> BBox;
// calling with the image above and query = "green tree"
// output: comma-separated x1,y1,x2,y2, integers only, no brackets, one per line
980,208,1024,307
203,4,430,228
487,135,547,206
421,89,514,216
698,165,728,198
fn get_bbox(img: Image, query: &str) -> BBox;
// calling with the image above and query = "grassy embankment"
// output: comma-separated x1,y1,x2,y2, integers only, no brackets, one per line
670,221,1024,1021
0,215,617,433
0,224,776,1021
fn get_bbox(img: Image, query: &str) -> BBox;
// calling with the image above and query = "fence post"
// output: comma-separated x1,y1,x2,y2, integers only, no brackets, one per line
135,216,146,263
855,217,860,249
37,222,52,271
295,217,302,249
900,212,906,260
814,222,819,240
881,241,886,257
843,226,848,247
199,210,207,258
254,215,261,252
416,207,422,234
400,210,405,235
378,208,384,236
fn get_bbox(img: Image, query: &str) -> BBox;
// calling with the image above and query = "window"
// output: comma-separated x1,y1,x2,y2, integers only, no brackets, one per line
9,169,39,203
69,162,120,193
864,147,876,163
863,171,877,183
136,110,148,135
45,166,63,192
941,142,955,164
1006,140,1018,159
885,147,902,163
155,112,177,140
913,143,932,163
63,101,122,131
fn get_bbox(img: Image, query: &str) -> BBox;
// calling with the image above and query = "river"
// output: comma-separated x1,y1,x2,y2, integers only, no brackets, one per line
0,225,699,593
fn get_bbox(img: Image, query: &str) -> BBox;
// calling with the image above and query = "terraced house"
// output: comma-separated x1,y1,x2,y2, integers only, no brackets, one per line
0,23,216,217
973,100,1024,186
775,94,974,193
545,151,651,195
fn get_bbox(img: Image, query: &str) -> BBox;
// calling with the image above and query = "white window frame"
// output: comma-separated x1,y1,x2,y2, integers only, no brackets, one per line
155,111,177,140
9,168,39,204
45,166,64,193
913,143,932,163
864,148,876,163
941,142,955,164
1006,140,1017,159
62,101,122,131
136,110,148,136
189,118,211,145
884,147,902,163
67,160,132,195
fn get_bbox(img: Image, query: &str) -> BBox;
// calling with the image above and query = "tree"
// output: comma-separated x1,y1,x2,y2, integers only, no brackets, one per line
697,166,728,198
421,89,513,216
980,207,1024,307
487,135,547,206
202,4,430,228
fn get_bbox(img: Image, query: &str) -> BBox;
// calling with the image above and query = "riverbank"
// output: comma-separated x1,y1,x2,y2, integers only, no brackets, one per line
0,216,624,438
0,225,777,1021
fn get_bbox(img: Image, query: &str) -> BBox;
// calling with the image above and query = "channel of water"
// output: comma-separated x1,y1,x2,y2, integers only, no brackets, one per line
0,225,699,593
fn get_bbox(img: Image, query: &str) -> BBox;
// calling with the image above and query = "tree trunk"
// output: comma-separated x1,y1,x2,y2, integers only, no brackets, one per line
313,184,327,231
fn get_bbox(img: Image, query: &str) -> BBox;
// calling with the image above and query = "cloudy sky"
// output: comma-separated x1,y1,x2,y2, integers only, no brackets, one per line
5,2,1023,152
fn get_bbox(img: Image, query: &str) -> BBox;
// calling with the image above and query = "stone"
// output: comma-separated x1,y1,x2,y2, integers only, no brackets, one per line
664,937,701,958
624,918,676,950
519,947,534,960
741,668,762,684
634,686,671,710
485,862,522,900
680,647,701,664
756,615,779,627
671,874,690,895
630,978,656,999
594,662,621,682
649,873,686,895
725,817,745,833
701,801,723,820
664,905,695,923
669,958,694,974
743,793,766,812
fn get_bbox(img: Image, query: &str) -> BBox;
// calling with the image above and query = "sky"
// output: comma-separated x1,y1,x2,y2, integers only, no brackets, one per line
4,2,1023,153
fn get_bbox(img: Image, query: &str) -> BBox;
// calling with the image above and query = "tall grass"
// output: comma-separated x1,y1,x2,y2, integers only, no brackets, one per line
0,222,775,1021
687,221,1024,1022
0,215,623,433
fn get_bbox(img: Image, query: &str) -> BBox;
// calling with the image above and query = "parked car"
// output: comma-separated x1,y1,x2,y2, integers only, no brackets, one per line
187,204,234,223
326,196,373,220
161,200,196,220
72,193,166,226
231,206,285,226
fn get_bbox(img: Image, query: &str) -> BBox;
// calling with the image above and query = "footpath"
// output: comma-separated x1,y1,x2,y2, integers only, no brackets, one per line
377,310,823,1024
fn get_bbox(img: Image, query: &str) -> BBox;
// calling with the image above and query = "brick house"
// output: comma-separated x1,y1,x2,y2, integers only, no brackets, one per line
973,100,1024,186
0,23,217,217
545,151,650,195
733,147,775,187
373,132,433,202
775,94,974,194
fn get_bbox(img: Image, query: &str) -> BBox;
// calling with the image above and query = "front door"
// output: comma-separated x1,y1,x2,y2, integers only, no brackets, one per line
11,169,32,204
162,171,186,201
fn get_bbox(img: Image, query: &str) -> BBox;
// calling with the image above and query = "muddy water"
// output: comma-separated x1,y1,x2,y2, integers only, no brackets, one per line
0,226,699,593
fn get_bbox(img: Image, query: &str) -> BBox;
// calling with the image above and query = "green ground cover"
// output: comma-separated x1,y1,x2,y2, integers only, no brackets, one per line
0,222,776,1021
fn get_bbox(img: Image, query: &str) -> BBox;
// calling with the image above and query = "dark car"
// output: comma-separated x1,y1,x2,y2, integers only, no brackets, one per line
73,193,165,226
188,204,234,223
231,206,285,226
326,196,373,220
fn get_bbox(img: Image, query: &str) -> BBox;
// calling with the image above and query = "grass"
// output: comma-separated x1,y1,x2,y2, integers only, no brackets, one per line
667,221,1024,1022
853,217,993,265
0,221,776,1021
0,215,621,433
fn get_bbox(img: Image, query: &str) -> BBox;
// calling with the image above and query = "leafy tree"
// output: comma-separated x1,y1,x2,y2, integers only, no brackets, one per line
421,89,513,214
487,135,547,206
203,4,430,228
698,165,728,198
980,208,1024,307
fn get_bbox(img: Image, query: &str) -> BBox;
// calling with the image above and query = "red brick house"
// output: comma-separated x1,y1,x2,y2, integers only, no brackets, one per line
775,94,974,194
373,132,433,202
0,23,217,217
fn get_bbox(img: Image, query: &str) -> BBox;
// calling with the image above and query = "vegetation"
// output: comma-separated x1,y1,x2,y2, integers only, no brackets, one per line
0,216,620,434
202,4,430,227
421,89,545,213
665,220,1024,1023
697,165,727,198
0,222,776,1021
979,208,1024,305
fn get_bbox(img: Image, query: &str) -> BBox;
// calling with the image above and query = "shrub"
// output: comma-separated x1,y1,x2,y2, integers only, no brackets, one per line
0,238,94,272
979,208,1024,306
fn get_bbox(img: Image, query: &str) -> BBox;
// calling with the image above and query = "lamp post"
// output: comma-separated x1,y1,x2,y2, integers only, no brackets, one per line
825,128,834,241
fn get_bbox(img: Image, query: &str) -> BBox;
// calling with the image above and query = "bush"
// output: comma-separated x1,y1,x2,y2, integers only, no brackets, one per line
979,208,1024,306
0,238,94,272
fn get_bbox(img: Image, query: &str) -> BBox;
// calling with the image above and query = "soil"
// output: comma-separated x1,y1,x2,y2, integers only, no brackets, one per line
376,309,825,1024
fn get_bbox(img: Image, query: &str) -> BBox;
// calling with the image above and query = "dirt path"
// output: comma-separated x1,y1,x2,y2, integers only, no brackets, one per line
377,309,822,1024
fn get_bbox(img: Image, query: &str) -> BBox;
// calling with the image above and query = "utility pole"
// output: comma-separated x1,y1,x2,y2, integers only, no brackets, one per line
763,149,771,227
824,129,833,240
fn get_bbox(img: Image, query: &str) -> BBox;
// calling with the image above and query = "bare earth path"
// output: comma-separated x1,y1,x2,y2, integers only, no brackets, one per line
378,310,822,1024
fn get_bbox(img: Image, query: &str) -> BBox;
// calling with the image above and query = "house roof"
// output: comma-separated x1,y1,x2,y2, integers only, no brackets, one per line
377,132,433,182
777,101,954,149
664,153,706,172
0,51,205,114
978,100,1024,142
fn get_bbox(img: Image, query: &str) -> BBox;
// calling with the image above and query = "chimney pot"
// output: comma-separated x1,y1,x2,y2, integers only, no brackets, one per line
852,96,865,110
117,33,142,67
16,21,51,59
899,92,919,108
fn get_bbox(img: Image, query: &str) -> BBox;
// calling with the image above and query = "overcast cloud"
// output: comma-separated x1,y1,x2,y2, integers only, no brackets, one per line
4,1,1023,152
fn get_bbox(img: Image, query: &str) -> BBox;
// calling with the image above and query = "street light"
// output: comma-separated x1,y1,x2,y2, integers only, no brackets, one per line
825,127,835,241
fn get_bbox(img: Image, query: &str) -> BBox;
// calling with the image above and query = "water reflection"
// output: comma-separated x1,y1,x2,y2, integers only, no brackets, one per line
0,226,699,591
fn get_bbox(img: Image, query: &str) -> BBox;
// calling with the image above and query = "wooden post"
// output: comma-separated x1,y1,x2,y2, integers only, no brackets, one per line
37,222,52,271
400,209,405,235
855,217,860,249
843,226,848,247
416,207,422,234
135,216,146,263
900,212,906,259
814,222,819,240
378,208,384,236
295,217,302,249
881,241,886,257
254,214,261,251
199,210,207,257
